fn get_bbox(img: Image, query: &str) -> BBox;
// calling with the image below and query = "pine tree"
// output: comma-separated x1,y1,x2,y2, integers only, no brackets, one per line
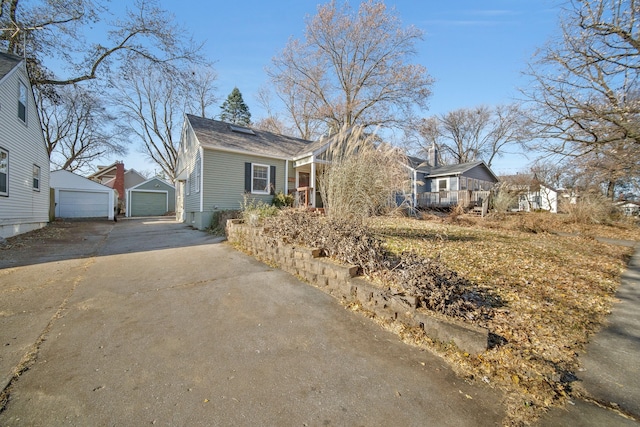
219,87,252,126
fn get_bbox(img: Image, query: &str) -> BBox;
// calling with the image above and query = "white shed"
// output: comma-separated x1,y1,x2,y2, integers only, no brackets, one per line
50,170,115,220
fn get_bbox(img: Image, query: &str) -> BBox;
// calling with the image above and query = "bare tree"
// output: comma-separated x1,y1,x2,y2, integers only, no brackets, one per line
418,104,530,167
113,58,217,182
0,0,202,87
267,0,433,139
36,85,126,173
524,0,640,150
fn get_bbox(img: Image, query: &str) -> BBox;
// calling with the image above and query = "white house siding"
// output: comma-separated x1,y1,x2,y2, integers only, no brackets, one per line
0,58,50,238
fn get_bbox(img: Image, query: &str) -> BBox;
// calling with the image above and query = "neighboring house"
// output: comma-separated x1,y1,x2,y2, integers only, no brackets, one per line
518,183,558,213
88,161,146,214
500,174,558,213
126,178,175,217
0,51,50,238
176,114,329,230
405,145,499,209
617,201,640,216
50,170,115,220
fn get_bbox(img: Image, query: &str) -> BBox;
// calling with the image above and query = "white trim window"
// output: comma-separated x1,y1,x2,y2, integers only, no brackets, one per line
195,156,201,193
0,148,7,196
18,81,27,123
252,163,270,194
32,164,40,191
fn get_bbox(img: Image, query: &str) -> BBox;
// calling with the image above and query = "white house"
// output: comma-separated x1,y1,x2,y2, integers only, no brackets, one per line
519,184,558,214
0,51,50,238
50,170,115,220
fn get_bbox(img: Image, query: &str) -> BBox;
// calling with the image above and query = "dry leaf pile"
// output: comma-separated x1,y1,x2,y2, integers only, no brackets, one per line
368,214,635,425
263,210,496,320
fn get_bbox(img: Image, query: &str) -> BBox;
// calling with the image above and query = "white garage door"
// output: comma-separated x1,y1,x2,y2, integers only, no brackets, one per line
58,190,109,218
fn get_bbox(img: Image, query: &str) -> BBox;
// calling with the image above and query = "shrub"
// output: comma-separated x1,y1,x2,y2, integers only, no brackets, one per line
317,125,409,220
491,183,519,213
561,193,617,224
240,194,279,226
272,191,294,208
209,209,240,235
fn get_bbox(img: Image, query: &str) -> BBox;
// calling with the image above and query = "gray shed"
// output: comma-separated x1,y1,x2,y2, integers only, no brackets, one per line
126,178,175,217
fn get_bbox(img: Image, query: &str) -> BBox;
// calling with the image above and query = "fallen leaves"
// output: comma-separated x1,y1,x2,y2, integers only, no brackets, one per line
367,214,635,425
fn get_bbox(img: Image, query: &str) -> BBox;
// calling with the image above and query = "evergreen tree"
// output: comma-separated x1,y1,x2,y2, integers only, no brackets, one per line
220,87,252,126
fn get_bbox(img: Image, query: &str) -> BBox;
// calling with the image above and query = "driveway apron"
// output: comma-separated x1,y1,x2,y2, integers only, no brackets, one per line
1,218,505,426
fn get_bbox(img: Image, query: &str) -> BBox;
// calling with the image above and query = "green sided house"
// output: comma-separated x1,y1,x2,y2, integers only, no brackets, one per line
176,114,329,230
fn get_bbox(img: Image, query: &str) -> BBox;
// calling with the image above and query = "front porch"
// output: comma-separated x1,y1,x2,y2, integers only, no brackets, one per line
417,190,490,208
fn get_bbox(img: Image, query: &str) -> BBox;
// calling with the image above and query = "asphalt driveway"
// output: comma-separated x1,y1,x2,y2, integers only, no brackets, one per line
0,218,505,426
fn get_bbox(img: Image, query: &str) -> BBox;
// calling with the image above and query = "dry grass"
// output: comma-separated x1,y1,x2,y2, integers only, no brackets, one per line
367,212,637,425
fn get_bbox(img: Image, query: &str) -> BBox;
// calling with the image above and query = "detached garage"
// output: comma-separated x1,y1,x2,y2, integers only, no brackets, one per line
126,178,175,217
50,170,115,220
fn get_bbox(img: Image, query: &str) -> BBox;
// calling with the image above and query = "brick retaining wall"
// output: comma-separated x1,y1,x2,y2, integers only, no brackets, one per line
226,219,488,355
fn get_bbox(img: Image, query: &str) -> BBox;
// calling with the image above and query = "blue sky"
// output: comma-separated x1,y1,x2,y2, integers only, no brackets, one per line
118,0,563,175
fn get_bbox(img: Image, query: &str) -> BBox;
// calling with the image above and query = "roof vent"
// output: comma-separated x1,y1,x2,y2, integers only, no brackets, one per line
229,124,255,135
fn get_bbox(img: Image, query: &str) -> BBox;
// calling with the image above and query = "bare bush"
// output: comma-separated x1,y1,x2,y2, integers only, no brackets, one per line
491,183,519,213
317,126,409,220
560,193,616,224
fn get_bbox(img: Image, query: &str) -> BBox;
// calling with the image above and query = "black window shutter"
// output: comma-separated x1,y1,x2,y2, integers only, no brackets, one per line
244,163,251,193
270,166,276,195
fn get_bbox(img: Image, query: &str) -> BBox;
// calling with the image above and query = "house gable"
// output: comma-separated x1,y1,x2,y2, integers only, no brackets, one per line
0,52,50,238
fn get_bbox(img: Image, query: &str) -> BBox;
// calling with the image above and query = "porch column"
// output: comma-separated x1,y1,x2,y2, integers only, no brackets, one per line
310,160,316,208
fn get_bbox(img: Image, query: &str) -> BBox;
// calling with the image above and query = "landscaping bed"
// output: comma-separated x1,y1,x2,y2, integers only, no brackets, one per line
252,209,637,425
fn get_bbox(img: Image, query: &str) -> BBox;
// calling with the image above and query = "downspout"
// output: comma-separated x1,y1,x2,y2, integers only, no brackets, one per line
284,159,289,194
199,147,204,213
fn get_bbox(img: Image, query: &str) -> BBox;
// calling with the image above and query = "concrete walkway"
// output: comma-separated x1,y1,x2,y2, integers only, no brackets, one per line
0,218,505,426
538,240,640,426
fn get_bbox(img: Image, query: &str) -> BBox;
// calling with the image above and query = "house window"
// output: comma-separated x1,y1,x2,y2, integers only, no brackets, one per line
195,156,201,193
18,81,27,123
32,164,40,191
252,164,269,194
0,148,7,196
438,179,447,191
298,172,310,188
460,177,467,190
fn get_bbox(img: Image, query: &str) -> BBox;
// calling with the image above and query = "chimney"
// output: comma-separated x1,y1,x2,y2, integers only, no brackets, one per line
115,162,125,207
428,143,438,167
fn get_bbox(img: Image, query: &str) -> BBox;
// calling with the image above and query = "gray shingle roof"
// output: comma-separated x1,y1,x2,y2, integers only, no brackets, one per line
186,114,320,158
0,51,23,81
427,161,486,177
407,155,497,180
